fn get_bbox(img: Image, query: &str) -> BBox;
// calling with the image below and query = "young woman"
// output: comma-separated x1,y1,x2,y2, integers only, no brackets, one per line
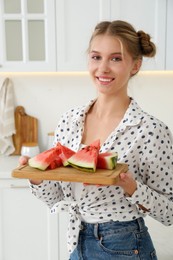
21,20,173,259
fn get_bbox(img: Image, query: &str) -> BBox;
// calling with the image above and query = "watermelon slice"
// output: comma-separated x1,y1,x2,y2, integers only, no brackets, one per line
48,157,63,170
28,140,119,173
57,142,76,166
97,152,118,170
28,147,61,170
67,139,100,172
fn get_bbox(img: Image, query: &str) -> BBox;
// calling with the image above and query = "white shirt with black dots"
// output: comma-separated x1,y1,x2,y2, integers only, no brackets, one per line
30,98,173,254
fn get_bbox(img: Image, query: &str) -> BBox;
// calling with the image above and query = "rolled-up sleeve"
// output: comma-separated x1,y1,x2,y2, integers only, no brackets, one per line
126,125,173,226
29,180,64,209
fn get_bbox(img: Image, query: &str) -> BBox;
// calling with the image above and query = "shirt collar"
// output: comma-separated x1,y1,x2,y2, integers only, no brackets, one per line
118,98,144,130
72,98,143,129
72,99,96,126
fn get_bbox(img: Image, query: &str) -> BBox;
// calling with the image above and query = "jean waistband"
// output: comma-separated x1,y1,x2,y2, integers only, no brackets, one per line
80,217,146,236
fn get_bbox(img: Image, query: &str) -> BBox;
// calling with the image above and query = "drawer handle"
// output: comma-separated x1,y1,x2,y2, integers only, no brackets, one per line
10,184,29,189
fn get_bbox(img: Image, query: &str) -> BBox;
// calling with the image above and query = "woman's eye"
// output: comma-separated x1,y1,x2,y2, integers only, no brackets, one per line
112,57,122,62
91,55,101,61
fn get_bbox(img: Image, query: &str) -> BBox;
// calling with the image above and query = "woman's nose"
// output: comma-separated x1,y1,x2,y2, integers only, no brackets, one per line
98,59,110,73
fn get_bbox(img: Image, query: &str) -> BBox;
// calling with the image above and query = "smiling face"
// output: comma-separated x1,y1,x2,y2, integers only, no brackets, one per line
88,34,141,97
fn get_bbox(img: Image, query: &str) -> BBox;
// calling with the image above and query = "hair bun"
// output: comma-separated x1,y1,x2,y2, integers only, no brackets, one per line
137,30,156,57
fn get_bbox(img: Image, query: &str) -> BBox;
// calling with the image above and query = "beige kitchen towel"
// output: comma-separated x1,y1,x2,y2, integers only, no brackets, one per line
0,78,16,155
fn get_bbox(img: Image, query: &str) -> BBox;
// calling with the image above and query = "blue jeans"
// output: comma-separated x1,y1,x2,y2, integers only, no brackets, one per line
69,218,157,260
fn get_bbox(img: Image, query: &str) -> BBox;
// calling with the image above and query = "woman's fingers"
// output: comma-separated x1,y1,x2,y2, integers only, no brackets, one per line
18,156,30,165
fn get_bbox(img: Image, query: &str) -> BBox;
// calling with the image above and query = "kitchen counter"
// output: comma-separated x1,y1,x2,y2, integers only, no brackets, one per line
0,155,20,178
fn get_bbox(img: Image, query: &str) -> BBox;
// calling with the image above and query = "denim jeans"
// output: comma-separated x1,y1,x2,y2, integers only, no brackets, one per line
69,218,157,260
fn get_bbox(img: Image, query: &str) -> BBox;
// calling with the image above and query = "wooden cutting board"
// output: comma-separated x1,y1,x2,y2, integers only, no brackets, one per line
12,163,128,185
12,106,38,155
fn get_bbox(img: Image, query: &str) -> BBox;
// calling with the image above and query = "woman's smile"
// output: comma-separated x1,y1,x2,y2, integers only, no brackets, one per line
96,76,115,85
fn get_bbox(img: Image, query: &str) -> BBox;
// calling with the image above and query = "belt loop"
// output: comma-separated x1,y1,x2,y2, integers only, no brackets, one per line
94,223,99,239
136,217,144,231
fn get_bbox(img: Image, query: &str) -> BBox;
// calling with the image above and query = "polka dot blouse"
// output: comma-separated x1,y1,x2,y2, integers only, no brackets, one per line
30,98,173,254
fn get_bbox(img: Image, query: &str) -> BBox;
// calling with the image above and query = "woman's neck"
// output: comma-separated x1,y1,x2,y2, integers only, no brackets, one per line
92,94,130,119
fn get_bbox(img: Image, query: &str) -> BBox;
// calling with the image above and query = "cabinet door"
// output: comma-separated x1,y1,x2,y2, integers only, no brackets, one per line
58,212,70,260
0,0,56,71
56,0,169,71
110,0,167,70
166,0,173,70
0,179,60,260
56,0,111,71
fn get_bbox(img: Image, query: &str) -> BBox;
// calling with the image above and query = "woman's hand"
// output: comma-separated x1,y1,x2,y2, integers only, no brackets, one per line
115,171,137,196
84,171,137,197
19,155,30,165
18,156,43,185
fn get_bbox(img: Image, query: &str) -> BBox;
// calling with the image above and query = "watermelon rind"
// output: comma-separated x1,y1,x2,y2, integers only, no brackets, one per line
67,139,100,172
67,152,98,172
28,147,61,170
29,157,49,170
67,162,96,172
97,152,118,170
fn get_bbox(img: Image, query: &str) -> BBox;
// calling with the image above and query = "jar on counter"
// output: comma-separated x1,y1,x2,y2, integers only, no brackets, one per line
21,142,40,157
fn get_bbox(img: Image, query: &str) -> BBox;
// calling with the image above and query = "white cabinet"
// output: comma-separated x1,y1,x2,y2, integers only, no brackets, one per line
0,178,55,260
56,0,171,71
0,159,69,260
0,0,172,72
0,0,56,71
110,0,167,71
166,0,173,70
55,0,111,71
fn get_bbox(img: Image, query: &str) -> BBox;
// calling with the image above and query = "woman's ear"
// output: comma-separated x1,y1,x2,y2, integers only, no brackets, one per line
131,58,142,76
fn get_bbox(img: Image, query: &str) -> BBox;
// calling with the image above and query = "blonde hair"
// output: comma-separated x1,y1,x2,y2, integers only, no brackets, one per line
88,20,156,60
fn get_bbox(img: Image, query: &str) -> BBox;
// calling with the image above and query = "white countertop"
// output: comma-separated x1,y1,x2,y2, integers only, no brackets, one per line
0,155,20,178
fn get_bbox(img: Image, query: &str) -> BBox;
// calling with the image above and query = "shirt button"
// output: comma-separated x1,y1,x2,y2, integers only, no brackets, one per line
79,224,84,230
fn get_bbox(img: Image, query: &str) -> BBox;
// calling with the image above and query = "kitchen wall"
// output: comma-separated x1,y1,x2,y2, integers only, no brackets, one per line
0,71,173,151
1,71,173,259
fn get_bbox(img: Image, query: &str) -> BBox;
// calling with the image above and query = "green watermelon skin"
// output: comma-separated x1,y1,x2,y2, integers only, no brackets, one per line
97,152,118,170
67,139,100,172
28,147,61,170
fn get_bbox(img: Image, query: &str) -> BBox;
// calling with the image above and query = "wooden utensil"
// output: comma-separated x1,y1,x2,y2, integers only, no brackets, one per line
12,106,38,155
12,163,128,185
